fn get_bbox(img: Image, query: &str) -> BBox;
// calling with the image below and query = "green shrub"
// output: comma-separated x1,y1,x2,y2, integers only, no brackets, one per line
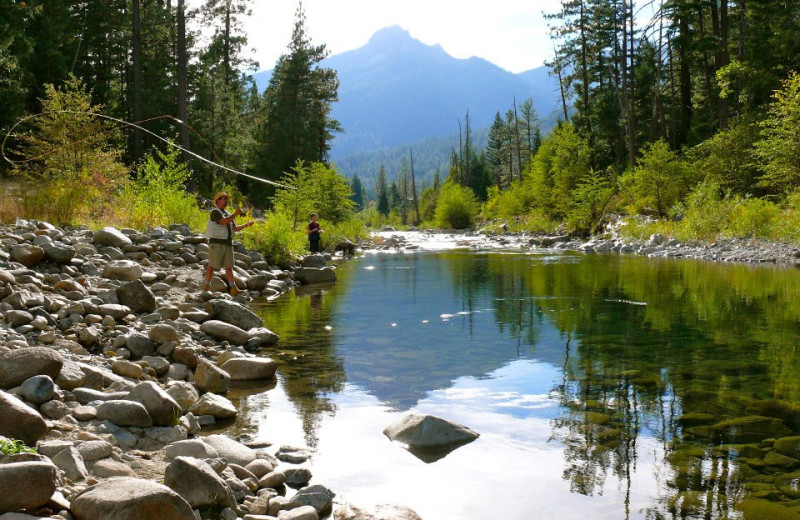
116,147,205,231
566,169,614,236
723,198,780,239
675,181,735,241
13,75,127,224
271,161,355,229
239,211,306,264
620,140,693,218
434,182,479,229
0,439,36,455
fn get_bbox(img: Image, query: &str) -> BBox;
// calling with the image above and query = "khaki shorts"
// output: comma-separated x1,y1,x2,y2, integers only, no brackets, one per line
208,242,234,269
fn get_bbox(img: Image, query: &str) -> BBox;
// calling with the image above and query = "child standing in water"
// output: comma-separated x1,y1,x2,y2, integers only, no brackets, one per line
307,212,322,253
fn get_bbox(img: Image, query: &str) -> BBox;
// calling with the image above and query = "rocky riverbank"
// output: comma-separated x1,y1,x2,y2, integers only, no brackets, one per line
365,222,800,267
0,219,419,520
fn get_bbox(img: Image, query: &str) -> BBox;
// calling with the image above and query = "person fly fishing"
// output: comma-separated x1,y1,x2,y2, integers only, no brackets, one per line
203,192,254,295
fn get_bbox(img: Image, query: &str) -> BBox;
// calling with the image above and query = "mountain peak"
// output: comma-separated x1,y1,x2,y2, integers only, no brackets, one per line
367,25,412,44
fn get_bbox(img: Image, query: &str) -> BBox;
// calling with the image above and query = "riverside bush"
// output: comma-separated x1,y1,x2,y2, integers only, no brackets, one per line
724,198,780,239
116,148,206,231
240,211,307,264
434,182,479,229
675,181,734,241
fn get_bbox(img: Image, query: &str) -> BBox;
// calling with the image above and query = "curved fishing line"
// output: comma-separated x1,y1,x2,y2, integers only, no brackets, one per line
1,110,293,189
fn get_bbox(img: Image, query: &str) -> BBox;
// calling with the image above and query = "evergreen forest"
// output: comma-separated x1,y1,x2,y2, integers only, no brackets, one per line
3,0,800,256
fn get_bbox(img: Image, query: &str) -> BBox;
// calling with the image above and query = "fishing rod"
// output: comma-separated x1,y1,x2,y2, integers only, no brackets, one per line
1,110,294,190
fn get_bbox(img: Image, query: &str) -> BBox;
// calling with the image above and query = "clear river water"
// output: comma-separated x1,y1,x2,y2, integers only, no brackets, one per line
218,244,800,520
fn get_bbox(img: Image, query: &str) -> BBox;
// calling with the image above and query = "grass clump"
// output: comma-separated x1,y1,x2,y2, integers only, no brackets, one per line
0,439,36,455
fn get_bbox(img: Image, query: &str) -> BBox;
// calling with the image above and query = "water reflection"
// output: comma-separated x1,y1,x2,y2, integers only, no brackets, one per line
244,251,800,519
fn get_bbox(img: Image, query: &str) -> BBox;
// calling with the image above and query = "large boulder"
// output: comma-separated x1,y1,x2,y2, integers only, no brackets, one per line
194,360,230,394
0,391,48,445
220,357,277,381
201,434,256,466
71,477,195,520
93,227,133,248
0,461,58,514
205,299,263,330
9,244,45,267
40,241,76,264
102,260,143,281
165,381,199,413
200,320,249,345
188,393,237,420
19,375,55,405
383,413,479,451
0,347,63,389
96,400,153,428
126,381,181,426
287,484,336,517
116,279,156,314
164,439,219,460
164,456,236,509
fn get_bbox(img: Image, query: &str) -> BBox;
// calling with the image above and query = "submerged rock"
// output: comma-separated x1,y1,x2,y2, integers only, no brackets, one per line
383,413,479,462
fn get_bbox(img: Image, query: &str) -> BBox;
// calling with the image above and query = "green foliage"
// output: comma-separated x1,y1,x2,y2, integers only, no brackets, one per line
724,198,780,239
483,183,533,221
527,122,591,218
239,211,306,264
116,147,205,230
620,140,693,218
688,118,762,196
434,181,479,229
271,161,355,229
754,72,800,197
251,4,340,198
13,75,128,224
0,439,36,455
674,181,734,241
567,170,614,236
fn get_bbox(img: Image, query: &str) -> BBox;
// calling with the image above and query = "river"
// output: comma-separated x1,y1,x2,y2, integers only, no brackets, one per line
220,238,800,520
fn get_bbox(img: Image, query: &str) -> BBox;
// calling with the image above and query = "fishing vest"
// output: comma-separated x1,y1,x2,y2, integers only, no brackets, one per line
205,209,232,241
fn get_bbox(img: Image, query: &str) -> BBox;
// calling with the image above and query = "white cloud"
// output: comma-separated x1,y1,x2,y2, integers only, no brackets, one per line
241,0,561,73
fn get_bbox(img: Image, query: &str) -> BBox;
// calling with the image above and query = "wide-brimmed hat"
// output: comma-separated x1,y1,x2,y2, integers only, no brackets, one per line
212,192,231,205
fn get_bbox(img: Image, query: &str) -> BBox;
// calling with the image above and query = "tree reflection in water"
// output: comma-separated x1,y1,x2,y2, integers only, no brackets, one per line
250,251,800,518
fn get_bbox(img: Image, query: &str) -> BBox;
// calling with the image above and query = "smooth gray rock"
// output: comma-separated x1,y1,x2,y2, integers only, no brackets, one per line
19,375,55,404
205,299,263,330
383,413,479,449
102,260,143,281
164,439,219,460
76,440,114,462
148,323,180,344
194,360,231,394
0,390,48,445
278,505,319,520
126,333,156,359
97,303,132,320
51,446,88,482
93,227,133,248
200,319,250,345
126,381,181,426
220,357,277,381
188,393,237,420
0,347,63,389
0,461,58,514
165,381,199,413
248,327,280,346
9,245,45,267
96,400,153,428
115,279,156,314
201,434,256,467
4,309,33,328
71,477,195,520
40,241,76,264
164,456,236,509
333,503,424,520
286,484,335,516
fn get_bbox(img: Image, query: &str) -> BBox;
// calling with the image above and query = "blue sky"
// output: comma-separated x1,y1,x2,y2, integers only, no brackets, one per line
240,0,560,73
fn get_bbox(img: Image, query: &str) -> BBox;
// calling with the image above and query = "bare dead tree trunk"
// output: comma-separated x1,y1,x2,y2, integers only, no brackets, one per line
177,0,191,168
513,97,523,178
457,119,464,185
132,0,143,164
719,0,729,129
627,0,636,164
410,148,419,226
